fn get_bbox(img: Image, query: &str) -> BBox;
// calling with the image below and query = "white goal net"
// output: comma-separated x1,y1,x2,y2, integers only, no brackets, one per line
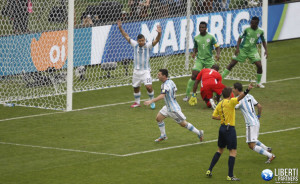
0,0,265,110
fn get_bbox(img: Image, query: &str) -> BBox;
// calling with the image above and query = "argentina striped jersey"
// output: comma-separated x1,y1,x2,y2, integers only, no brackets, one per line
161,79,181,112
235,94,260,126
130,39,153,70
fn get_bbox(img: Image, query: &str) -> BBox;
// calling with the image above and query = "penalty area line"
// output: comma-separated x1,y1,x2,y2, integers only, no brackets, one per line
0,142,123,157
0,127,298,157
120,126,300,157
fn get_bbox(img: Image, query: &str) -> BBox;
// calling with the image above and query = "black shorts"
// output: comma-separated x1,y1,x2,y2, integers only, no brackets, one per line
218,125,237,150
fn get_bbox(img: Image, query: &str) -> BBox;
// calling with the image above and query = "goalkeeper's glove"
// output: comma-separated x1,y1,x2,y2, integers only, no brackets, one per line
188,93,197,106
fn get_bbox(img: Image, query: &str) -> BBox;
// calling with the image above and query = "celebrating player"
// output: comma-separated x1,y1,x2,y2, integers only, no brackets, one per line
183,21,220,102
222,17,268,88
189,64,224,109
206,83,253,181
144,69,204,142
117,20,161,109
233,82,275,163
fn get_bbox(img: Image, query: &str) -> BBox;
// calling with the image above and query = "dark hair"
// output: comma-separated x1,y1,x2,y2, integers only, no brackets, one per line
233,82,243,92
159,69,168,77
211,64,219,71
252,16,260,22
137,34,145,40
222,87,232,98
199,21,207,28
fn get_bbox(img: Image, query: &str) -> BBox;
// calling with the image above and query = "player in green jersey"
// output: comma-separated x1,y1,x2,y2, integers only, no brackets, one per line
183,21,220,101
221,16,268,88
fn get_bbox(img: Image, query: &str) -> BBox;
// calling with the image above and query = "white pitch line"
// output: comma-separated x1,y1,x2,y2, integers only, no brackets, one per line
0,76,299,123
265,76,300,83
121,126,300,157
1,127,299,157
0,142,122,157
0,112,65,122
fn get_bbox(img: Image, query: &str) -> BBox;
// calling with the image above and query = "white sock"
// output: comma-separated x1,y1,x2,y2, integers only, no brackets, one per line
158,121,166,137
147,90,154,100
253,145,272,158
256,140,268,150
185,122,200,135
134,92,141,104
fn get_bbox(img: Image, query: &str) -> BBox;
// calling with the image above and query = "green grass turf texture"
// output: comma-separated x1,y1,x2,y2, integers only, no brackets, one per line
0,39,299,184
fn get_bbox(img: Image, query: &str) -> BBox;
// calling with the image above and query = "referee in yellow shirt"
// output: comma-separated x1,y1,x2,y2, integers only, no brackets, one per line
206,83,253,181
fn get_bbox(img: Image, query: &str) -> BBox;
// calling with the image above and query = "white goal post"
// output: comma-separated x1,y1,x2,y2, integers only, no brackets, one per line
0,0,268,111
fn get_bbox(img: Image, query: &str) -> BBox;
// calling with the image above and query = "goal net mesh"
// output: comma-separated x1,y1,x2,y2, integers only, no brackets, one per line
0,0,263,110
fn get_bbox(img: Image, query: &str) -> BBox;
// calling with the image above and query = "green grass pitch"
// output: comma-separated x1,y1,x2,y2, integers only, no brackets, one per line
0,39,299,184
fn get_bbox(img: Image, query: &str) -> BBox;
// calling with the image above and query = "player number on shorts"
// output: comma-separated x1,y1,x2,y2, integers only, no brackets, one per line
146,78,151,83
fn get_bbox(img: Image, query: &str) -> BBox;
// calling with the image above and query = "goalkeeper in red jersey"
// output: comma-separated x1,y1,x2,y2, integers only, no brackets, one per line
189,64,225,109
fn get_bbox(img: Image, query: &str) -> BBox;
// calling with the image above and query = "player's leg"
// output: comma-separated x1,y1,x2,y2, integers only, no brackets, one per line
256,140,272,152
227,149,240,181
201,87,213,108
207,147,224,177
222,49,247,79
207,126,226,176
221,59,238,79
131,71,142,107
183,61,203,101
255,124,271,152
254,61,264,88
184,70,200,101
249,50,264,88
155,106,168,142
246,126,275,162
227,126,240,181
171,112,204,141
132,87,141,107
146,85,155,109
205,86,215,109
144,71,155,109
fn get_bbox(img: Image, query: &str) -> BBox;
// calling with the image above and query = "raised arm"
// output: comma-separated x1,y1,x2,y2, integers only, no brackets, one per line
152,24,162,46
237,83,254,101
117,20,130,43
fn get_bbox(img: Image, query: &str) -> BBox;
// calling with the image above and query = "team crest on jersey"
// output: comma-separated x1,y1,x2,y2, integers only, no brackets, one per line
206,38,210,43
257,34,260,38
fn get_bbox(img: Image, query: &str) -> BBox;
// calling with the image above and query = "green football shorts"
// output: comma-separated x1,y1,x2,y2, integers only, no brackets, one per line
232,48,261,63
192,58,215,71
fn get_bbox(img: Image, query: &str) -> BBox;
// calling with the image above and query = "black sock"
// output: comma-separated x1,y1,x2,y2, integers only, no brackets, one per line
208,152,221,171
228,156,236,177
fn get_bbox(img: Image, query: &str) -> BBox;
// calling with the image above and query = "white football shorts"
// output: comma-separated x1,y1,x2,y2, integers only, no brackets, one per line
159,105,186,124
246,124,260,143
132,69,152,88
